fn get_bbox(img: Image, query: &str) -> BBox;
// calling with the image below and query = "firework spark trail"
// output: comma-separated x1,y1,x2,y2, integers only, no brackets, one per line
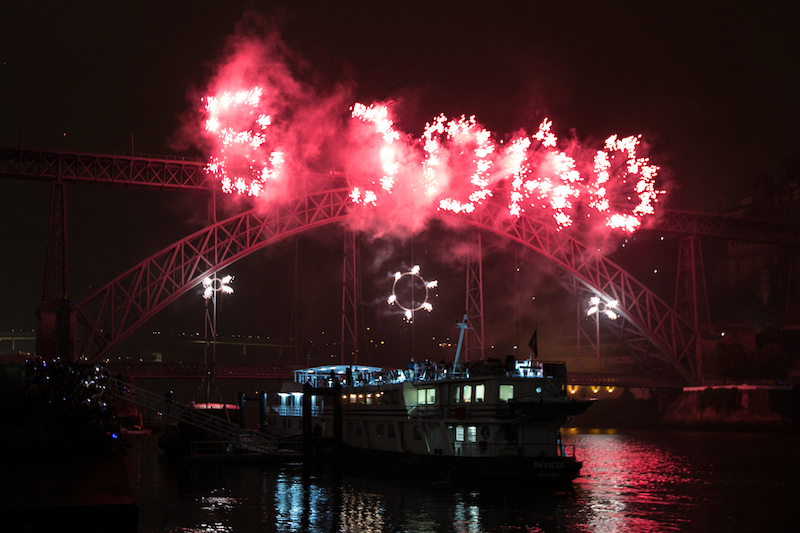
387,265,438,322
198,35,665,238
202,87,285,197
203,91,664,234
349,102,402,204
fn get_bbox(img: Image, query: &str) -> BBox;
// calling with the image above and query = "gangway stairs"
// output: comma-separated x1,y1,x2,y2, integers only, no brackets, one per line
105,376,278,456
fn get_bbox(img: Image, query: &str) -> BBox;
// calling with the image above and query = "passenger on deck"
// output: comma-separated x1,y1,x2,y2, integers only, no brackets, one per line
439,358,449,379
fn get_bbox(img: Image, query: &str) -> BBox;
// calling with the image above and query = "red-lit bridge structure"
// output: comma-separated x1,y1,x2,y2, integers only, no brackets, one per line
4,147,800,387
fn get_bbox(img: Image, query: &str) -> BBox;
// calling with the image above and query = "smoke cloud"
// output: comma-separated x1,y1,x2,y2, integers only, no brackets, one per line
188,14,669,254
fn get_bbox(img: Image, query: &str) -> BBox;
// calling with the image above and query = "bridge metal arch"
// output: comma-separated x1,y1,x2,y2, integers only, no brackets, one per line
448,202,699,384
75,188,352,363
76,188,699,384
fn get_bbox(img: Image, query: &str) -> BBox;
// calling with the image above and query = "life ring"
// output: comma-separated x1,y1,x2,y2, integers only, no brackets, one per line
478,440,488,452
480,425,490,440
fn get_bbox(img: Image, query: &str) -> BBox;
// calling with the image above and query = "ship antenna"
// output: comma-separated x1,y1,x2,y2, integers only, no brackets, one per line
453,313,471,365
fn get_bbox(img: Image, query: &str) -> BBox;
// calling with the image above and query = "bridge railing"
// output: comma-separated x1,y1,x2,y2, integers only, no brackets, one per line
105,363,293,380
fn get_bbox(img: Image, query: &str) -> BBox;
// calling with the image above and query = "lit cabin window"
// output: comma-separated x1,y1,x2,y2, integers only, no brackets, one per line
467,426,477,442
455,426,465,442
426,388,436,404
349,394,357,404
499,385,514,402
475,384,485,402
417,388,436,405
366,393,373,405
463,385,473,403
453,386,462,403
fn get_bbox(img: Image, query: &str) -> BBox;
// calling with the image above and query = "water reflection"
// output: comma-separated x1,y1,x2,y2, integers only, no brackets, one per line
452,492,482,533
339,486,387,532
126,430,799,532
566,429,702,533
275,470,334,531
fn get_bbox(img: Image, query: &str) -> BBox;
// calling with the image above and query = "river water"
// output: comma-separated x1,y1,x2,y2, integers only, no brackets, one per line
124,428,799,532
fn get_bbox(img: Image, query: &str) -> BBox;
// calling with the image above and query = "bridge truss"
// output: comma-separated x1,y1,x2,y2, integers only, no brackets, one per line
66,187,700,383
10,147,793,385
0,147,209,189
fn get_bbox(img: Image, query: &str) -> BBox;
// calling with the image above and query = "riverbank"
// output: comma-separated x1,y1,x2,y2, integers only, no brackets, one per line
568,385,800,432
0,357,138,532
0,415,138,533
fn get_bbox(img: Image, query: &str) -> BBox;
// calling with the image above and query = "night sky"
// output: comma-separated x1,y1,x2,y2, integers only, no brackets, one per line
2,1,799,366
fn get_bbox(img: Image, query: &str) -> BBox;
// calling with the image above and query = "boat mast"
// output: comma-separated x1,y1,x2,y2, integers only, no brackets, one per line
453,313,470,365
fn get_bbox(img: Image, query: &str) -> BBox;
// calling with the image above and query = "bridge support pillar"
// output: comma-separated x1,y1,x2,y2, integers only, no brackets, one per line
38,180,75,360
675,235,709,383
341,231,358,364
36,298,75,360
465,231,485,362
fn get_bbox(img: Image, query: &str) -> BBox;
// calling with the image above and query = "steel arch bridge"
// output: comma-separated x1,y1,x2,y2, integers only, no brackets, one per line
73,187,700,384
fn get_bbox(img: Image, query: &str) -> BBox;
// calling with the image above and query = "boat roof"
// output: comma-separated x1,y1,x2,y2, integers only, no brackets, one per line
300,365,384,375
191,402,239,410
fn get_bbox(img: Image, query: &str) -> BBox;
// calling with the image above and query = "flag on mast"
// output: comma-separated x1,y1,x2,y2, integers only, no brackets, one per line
528,328,538,359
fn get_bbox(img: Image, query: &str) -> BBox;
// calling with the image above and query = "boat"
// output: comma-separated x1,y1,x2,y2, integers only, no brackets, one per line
268,316,594,482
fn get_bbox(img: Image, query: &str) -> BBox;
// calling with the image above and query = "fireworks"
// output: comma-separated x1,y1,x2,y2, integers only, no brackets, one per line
388,265,438,322
202,87,283,197
202,275,234,300
587,134,662,232
427,114,496,214
349,102,402,204
201,88,664,233
587,295,619,320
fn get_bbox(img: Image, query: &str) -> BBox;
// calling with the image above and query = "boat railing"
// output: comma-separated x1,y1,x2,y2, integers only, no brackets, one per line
410,403,518,421
190,440,232,456
188,437,279,457
294,360,567,389
274,434,304,453
272,405,321,417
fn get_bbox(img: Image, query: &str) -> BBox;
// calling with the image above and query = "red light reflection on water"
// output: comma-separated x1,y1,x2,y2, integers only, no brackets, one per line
563,429,700,533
